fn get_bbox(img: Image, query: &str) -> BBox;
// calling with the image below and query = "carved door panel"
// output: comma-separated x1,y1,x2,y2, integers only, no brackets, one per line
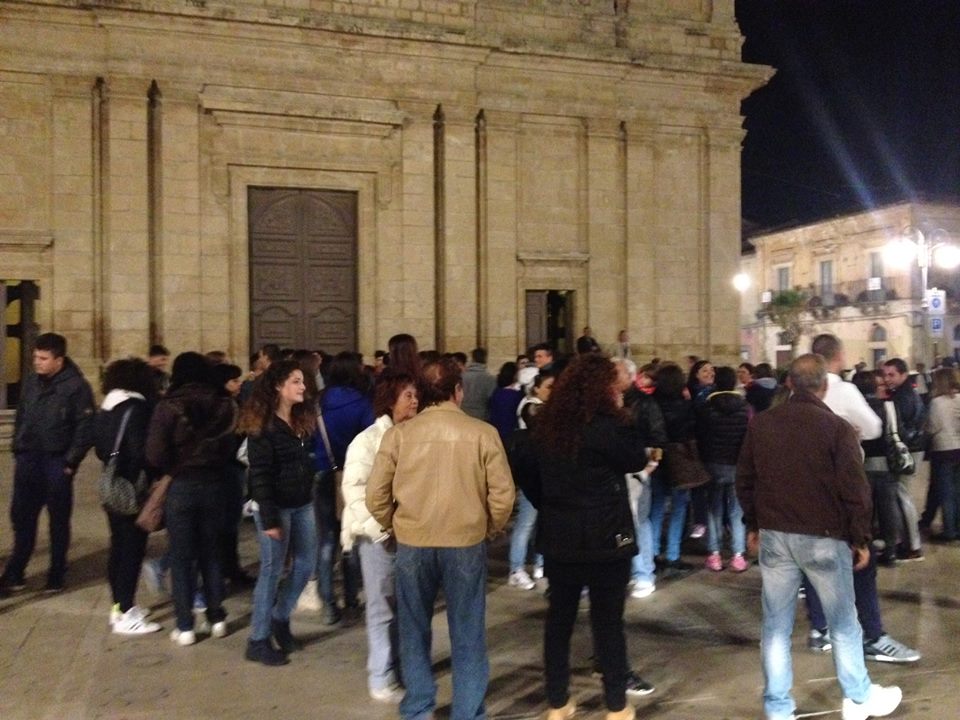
249,188,357,353
525,290,547,350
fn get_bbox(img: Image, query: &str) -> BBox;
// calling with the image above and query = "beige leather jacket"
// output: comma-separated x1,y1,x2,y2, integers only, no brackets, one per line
365,401,515,547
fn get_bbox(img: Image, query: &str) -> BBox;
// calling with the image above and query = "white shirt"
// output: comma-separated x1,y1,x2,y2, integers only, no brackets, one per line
823,372,882,441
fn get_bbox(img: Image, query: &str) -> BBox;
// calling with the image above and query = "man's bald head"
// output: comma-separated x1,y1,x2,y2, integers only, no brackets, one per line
789,353,828,398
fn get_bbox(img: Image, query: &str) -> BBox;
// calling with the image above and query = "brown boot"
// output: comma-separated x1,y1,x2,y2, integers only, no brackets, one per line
544,701,576,720
604,706,635,720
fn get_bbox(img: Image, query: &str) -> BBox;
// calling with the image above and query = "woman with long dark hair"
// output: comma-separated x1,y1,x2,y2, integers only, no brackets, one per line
528,354,647,720
239,360,318,665
146,352,237,647
94,357,162,635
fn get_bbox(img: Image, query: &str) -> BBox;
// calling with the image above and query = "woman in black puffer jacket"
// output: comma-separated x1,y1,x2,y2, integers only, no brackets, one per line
238,359,318,666
525,354,651,720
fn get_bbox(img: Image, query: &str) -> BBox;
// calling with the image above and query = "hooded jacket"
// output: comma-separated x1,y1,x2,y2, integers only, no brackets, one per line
94,390,154,483
13,357,95,468
696,390,749,465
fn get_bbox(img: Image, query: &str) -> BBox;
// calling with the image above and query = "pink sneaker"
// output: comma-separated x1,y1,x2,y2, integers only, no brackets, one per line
729,554,749,572
705,553,723,572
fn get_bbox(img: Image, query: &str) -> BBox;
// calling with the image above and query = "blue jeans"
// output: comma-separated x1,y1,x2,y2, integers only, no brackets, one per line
508,490,542,573
357,538,399,691
759,530,871,719
803,545,882,640
250,502,317,641
933,456,960,538
628,474,655,584
313,470,360,607
705,463,745,555
396,542,488,720
165,476,227,632
5,452,73,584
649,471,689,561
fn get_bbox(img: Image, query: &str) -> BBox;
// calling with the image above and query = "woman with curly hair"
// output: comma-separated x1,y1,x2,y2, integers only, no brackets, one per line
239,360,318,665
526,354,649,720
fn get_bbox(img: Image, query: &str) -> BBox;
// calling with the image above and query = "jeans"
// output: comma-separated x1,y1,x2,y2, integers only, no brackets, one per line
649,470,689,561
627,474,655,584
4,452,73,583
165,476,227,632
357,538,399,691
313,470,360,607
106,510,149,611
545,570,630,712
933,456,960,538
705,463,745,555
508,490,542,573
759,530,871,719
250,502,317,641
894,455,923,551
803,545,883,640
396,542,488,720
867,469,900,557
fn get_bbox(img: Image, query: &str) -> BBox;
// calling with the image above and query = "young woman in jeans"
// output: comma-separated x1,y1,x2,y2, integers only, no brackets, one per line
240,360,319,666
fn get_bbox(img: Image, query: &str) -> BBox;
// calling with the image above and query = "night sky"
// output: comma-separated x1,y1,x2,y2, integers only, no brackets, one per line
736,0,960,231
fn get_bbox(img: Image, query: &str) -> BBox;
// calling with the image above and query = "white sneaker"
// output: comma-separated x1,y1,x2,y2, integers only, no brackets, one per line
508,569,536,590
110,604,151,626
841,684,902,720
170,629,196,646
109,603,122,625
369,684,404,704
630,581,655,599
211,621,228,638
296,579,323,612
195,617,212,635
112,608,162,635
532,566,544,580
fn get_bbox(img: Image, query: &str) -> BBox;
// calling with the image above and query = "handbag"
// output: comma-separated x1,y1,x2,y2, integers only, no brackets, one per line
135,474,173,533
317,409,345,520
662,438,711,490
884,401,916,476
97,408,149,515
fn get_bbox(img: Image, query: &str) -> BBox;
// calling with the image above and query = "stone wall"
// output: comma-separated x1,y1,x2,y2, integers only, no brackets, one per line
0,0,770,378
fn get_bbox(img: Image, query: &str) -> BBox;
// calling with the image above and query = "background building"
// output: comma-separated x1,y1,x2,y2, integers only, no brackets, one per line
739,201,960,370
0,0,770,411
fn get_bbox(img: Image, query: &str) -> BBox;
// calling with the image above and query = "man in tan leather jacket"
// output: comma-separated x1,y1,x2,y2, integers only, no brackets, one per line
367,357,514,720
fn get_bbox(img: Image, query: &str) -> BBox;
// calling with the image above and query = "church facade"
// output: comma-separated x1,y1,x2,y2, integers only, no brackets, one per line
0,0,770,381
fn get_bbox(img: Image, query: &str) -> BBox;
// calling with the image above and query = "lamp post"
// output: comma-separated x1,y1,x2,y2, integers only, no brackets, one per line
885,225,960,363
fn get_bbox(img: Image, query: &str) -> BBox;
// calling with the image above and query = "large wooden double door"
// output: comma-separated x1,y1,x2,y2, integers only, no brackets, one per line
248,187,357,353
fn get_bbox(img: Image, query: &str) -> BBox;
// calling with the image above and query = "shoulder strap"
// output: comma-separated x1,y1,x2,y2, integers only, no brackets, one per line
884,401,900,438
110,407,135,457
316,408,338,470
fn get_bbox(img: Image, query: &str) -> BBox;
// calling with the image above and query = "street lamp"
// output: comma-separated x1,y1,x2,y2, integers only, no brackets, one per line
732,272,751,293
884,226,959,309
884,225,959,363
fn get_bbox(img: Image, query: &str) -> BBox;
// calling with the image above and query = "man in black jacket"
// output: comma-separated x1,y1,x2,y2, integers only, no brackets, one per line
881,357,925,561
1,333,95,594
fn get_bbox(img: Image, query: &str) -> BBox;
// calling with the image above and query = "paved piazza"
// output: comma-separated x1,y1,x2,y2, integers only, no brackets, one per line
0,452,956,719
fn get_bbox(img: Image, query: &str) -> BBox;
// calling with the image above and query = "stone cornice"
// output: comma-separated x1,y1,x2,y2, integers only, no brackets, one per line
0,230,54,251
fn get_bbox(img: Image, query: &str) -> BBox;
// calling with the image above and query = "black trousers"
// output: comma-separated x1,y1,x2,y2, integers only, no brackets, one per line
544,560,630,712
106,510,149,611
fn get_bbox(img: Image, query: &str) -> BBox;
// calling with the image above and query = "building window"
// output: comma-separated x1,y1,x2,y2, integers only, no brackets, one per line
870,324,887,343
776,266,791,292
872,348,887,368
819,260,833,293
869,251,884,280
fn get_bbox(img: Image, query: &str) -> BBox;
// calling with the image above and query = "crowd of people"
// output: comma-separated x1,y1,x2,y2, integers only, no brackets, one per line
3,328,958,720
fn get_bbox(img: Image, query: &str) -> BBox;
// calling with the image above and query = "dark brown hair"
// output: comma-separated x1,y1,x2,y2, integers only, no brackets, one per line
373,372,418,417
237,359,316,437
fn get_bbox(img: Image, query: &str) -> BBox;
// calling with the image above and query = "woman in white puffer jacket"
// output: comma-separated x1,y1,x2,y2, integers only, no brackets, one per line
340,372,419,704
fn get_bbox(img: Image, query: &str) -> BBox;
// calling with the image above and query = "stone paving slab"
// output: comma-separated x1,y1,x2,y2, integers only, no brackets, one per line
0,453,955,719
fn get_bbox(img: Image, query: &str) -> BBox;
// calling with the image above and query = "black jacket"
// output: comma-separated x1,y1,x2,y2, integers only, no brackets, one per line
248,417,316,530
654,393,696,443
696,391,749,465
94,397,154,483
13,358,95,469
145,383,237,477
888,383,927,452
530,414,646,563
624,388,667,447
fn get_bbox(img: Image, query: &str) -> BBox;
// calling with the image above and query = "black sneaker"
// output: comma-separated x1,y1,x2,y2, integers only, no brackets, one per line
321,603,341,626
0,573,27,593
42,579,65,594
625,671,655,697
271,619,303,654
245,638,289,666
